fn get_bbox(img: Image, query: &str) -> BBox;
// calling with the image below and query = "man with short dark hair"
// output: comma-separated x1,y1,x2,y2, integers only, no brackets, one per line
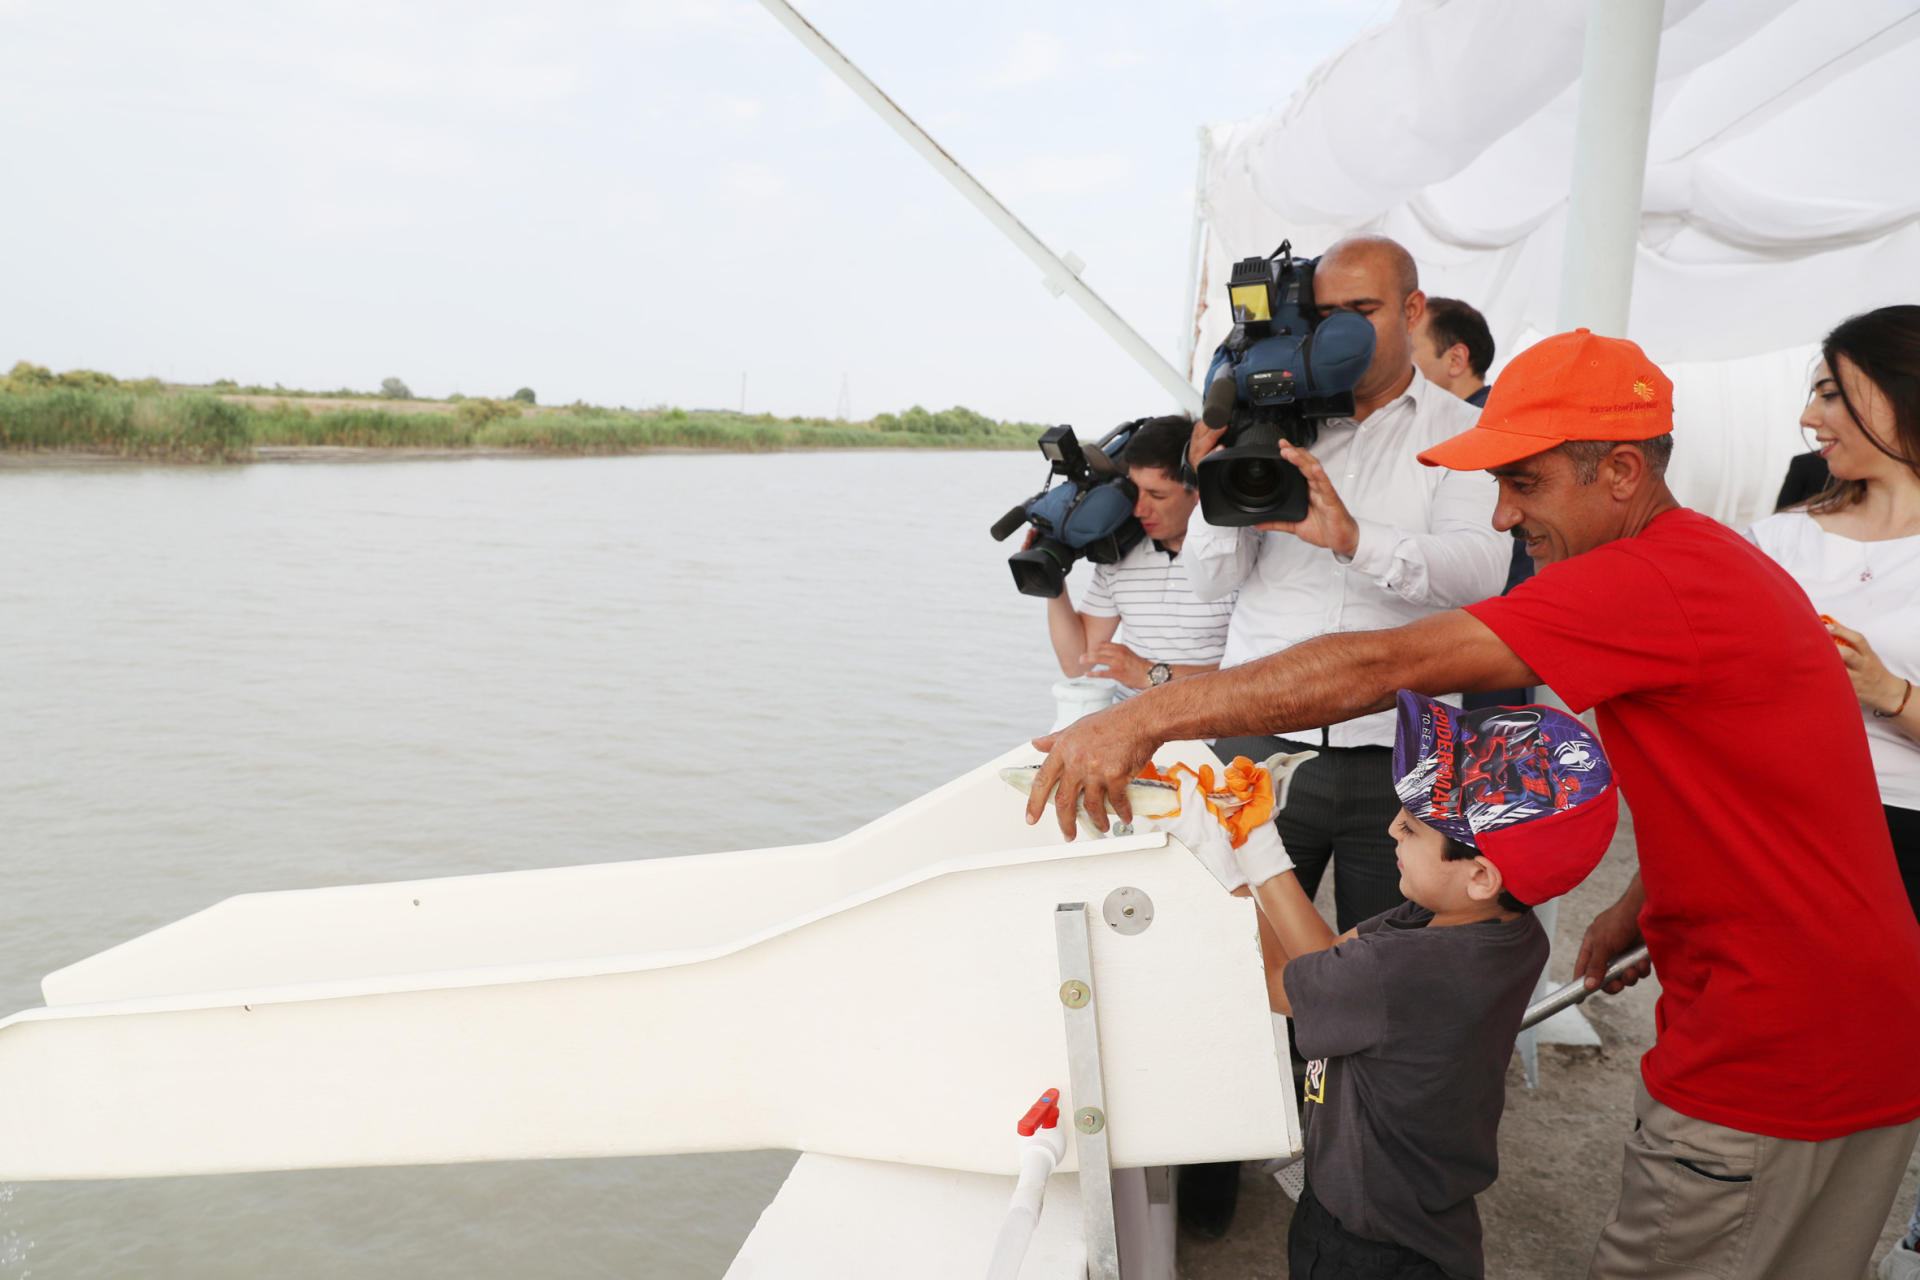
1042,416,1233,699
1025,328,1920,1280
1415,297,1497,408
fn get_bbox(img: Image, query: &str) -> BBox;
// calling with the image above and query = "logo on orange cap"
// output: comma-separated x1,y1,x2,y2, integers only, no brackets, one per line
1416,329,1673,472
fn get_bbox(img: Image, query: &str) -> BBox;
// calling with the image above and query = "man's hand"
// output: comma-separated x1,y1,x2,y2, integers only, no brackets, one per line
1025,703,1163,839
1575,895,1651,993
1085,641,1150,689
1253,441,1360,558
1188,420,1227,477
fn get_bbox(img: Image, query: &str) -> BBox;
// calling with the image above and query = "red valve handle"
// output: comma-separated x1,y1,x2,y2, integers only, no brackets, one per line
1016,1088,1062,1136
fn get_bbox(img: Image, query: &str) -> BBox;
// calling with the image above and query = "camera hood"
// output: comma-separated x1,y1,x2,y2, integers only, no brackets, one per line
1195,428,1309,526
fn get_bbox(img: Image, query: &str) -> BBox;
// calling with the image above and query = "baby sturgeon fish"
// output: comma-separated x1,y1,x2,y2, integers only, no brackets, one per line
1001,750,1318,839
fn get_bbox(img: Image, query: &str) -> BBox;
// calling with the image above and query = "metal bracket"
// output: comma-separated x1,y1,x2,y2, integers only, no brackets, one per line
1056,901,1121,1280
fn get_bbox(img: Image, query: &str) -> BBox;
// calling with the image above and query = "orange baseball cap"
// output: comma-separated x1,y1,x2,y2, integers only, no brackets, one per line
1417,328,1674,471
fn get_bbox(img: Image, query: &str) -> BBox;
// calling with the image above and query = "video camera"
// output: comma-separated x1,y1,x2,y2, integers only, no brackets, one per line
1193,240,1375,525
988,420,1145,598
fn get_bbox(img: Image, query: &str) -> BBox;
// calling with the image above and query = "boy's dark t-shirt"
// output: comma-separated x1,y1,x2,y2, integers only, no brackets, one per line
1283,902,1548,1280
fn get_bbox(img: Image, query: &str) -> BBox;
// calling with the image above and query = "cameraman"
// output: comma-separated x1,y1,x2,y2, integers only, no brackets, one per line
1044,416,1234,698
1185,235,1508,931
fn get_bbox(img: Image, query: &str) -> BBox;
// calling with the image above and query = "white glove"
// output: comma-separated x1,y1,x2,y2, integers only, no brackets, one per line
1233,815,1294,890
1144,772,1245,891
1143,766,1296,892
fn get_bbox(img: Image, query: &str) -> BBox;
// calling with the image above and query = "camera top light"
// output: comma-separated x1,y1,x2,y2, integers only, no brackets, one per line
1038,424,1075,465
1228,257,1275,325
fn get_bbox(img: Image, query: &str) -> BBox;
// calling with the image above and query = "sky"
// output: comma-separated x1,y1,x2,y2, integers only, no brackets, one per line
0,0,1387,430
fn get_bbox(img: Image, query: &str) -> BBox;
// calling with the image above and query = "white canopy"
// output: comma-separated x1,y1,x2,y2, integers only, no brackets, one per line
1194,0,1920,525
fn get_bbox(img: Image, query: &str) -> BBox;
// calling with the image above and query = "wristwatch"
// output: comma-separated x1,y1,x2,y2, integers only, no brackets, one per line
1148,662,1173,687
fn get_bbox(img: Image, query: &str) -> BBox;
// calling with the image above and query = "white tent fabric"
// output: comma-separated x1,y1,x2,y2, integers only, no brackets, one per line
1194,0,1920,526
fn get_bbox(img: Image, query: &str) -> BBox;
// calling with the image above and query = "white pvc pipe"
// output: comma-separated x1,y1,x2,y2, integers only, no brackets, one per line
753,0,1203,416
986,1127,1067,1280
1051,677,1118,733
1555,0,1665,336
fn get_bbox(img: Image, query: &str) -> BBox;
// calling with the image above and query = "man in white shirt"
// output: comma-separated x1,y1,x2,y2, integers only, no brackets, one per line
1185,235,1508,931
1045,417,1234,699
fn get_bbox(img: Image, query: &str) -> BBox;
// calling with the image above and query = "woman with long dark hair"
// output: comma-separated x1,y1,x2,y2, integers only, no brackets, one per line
1748,305,1920,1280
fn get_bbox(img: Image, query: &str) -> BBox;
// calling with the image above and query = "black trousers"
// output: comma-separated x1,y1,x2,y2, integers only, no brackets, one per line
1890,804,1920,925
1211,733,1405,933
1289,1185,1462,1280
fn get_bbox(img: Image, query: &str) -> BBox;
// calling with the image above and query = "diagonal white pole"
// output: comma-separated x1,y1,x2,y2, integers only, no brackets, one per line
753,0,1204,416
1179,126,1213,383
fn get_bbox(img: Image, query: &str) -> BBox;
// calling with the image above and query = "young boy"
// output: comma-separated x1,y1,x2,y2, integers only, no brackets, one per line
1231,690,1618,1279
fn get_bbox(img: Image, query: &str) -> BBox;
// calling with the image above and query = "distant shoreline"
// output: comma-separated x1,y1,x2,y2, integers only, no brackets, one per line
0,381,1041,463
0,441,1027,468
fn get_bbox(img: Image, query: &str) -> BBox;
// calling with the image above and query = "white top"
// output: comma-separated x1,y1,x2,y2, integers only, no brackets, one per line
1183,368,1509,747
1077,537,1235,701
1748,510,1920,811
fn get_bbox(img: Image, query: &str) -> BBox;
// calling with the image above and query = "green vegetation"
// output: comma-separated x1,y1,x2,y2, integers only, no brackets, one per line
869,405,1003,436
0,386,250,461
4,361,166,397
0,362,1044,461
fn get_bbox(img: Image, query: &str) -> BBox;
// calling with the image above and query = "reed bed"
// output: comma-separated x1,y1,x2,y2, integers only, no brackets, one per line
0,388,1036,460
0,389,252,461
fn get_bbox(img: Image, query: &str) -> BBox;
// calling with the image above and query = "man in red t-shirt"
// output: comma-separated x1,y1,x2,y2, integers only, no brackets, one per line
1020,329,1920,1279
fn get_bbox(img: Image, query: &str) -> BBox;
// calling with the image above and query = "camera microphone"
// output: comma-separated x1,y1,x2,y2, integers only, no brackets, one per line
1202,375,1236,430
990,504,1030,542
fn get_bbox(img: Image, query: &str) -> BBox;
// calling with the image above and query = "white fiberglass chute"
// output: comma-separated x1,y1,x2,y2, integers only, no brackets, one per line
0,744,1296,1277
1194,0,1920,525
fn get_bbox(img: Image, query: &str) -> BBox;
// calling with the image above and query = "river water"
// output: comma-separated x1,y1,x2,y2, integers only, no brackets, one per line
0,450,1069,1278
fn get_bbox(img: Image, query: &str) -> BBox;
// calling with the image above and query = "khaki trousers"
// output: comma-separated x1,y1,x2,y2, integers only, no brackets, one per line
1587,1081,1920,1280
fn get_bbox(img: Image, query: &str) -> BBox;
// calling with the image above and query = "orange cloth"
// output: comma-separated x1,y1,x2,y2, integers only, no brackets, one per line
1136,757,1275,849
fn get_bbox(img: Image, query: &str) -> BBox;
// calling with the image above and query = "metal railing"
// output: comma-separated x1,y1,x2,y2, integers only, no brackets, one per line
1520,946,1651,1032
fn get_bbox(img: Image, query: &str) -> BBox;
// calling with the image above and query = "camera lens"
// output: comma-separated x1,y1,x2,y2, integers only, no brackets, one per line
1008,545,1071,598
1224,457,1283,507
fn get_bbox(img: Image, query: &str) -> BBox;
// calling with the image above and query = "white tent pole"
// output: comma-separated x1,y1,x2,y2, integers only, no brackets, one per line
1555,0,1664,336
1178,127,1213,382
753,0,1203,416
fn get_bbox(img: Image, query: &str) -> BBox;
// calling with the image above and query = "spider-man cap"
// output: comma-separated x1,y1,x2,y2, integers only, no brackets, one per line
1391,690,1617,905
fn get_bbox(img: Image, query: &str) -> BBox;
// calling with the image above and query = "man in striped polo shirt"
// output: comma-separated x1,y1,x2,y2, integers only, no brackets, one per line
1043,416,1236,701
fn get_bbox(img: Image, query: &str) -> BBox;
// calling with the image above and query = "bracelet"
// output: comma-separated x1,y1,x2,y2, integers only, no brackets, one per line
1875,679,1914,720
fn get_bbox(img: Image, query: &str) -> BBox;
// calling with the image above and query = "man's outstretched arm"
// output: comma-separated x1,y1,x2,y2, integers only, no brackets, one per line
1023,607,1540,838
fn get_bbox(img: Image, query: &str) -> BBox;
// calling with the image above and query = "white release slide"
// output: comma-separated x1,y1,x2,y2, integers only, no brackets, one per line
0,743,1300,1183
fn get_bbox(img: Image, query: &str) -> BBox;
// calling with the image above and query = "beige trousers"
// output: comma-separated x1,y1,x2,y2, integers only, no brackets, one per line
1586,1081,1920,1280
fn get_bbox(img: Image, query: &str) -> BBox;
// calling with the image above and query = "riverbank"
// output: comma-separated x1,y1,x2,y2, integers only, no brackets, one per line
0,441,1029,468
0,379,1039,462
